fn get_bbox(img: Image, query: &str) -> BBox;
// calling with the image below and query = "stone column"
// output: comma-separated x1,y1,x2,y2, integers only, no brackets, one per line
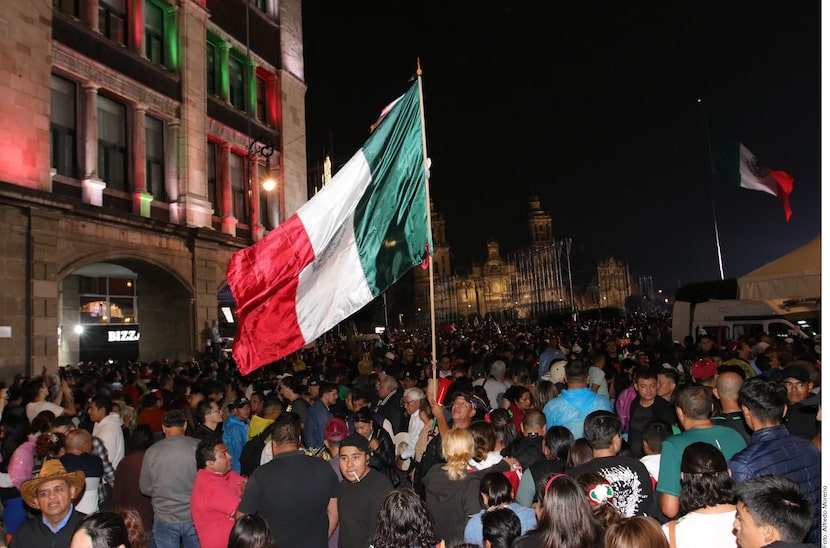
218,143,237,235
83,0,98,31
80,82,105,206
29,208,60,374
132,105,152,217
166,120,180,222
128,0,144,56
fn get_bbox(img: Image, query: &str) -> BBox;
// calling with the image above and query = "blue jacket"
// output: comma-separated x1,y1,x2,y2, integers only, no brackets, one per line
542,387,613,438
223,415,249,474
304,399,333,449
728,425,821,544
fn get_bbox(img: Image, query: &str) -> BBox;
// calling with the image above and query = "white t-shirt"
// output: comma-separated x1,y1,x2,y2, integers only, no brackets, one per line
26,400,65,424
588,366,609,397
662,509,737,548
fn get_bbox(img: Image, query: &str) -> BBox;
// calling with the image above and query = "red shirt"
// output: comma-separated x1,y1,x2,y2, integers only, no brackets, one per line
191,468,246,548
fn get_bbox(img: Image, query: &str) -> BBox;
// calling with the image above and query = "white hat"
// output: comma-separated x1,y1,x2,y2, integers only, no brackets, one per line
549,360,567,384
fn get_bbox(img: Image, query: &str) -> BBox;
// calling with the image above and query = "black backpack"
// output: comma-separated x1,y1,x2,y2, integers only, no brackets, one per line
240,425,272,477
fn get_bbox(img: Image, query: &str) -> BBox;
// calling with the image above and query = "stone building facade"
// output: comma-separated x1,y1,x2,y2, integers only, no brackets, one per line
414,196,636,324
0,0,307,375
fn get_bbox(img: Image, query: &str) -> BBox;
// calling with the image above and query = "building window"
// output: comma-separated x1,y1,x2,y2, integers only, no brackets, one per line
255,0,267,12
97,94,127,191
50,75,77,178
54,0,80,17
259,163,274,230
228,55,245,111
79,276,137,324
145,115,165,200
230,152,247,223
144,0,164,65
207,141,219,215
206,41,218,96
98,0,126,45
255,74,266,122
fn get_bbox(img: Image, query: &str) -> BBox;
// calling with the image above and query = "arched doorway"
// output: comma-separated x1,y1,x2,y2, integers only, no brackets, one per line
59,260,193,365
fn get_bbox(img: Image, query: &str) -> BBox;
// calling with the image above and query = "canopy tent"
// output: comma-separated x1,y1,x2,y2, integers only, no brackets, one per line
737,235,821,299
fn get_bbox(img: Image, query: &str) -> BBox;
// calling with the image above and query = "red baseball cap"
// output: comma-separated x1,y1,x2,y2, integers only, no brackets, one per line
691,358,718,380
324,418,348,442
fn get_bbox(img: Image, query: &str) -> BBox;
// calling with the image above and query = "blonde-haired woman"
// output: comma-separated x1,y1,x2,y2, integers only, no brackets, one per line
423,428,508,544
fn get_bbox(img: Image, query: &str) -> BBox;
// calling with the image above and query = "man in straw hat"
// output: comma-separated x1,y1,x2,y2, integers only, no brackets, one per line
10,459,86,548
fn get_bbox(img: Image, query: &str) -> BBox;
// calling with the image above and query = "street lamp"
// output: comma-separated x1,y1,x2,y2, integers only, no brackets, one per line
247,135,275,243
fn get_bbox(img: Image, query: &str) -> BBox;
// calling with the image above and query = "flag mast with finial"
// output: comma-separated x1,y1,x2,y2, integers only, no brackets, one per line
415,59,438,396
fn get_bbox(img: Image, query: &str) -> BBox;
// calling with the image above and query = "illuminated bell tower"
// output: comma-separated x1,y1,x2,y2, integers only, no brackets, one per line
527,195,553,246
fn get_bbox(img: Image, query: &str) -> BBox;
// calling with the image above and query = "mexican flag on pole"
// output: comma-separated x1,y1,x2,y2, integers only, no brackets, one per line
227,82,430,375
709,127,794,221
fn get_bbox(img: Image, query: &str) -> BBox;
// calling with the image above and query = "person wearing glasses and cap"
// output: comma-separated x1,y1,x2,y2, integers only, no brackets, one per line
412,389,488,498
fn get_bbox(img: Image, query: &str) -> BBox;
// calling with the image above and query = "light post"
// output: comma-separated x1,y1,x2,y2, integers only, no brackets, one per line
247,135,275,244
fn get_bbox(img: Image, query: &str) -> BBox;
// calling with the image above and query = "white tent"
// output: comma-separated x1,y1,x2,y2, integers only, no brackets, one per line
737,235,821,299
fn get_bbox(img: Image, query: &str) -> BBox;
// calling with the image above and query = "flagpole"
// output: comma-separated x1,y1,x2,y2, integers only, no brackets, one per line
415,60,438,397
703,112,725,279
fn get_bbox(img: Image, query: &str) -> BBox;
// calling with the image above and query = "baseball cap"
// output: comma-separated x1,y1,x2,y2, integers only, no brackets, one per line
779,365,810,382
727,340,742,354
229,396,251,409
402,366,419,380
307,377,321,387
449,391,489,414
324,418,348,442
339,433,370,453
691,358,718,380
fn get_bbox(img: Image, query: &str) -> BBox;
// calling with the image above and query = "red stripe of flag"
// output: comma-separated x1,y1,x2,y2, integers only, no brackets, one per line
227,215,316,374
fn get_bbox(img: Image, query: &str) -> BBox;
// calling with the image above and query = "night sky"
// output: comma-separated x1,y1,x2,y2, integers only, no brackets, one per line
301,1,821,296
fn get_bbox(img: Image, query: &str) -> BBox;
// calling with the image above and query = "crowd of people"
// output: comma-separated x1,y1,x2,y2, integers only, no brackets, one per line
0,313,820,548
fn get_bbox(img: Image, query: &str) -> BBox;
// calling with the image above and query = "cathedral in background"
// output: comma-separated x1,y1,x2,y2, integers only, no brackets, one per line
413,197,638,326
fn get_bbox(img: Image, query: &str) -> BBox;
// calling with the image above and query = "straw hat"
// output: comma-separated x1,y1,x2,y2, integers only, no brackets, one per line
20,459,85,508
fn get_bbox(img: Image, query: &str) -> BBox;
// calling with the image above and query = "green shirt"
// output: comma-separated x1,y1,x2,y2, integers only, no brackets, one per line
655,425,747,497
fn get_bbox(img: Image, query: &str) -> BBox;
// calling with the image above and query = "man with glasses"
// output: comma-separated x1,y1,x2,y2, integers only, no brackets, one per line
396,388,426,472
193,400,224,442
778,364,820,441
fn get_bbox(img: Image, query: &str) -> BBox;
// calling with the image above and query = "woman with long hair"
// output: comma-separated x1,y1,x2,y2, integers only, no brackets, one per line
513,473,601,548
423,428,508,543
370,487,444,548
534,381,558,413
565,438,593,471
116,506,150,548
575,472,621,539
661,442,737,547
486,408,520,451
501,385,533,431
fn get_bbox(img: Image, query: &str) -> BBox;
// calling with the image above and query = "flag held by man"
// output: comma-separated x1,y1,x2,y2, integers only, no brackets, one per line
709,127,794,221
227,82,430,375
